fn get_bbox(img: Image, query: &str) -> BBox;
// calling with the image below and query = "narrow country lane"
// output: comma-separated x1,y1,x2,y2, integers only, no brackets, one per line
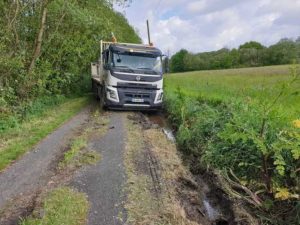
0,107,90,210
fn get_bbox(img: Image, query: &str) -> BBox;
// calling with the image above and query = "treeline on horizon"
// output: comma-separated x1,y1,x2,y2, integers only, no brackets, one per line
170,37,300,73
0,0,140,130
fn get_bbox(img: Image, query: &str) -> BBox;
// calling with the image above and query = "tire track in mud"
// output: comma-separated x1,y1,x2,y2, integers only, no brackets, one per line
126,113,210,225
146,112,259,225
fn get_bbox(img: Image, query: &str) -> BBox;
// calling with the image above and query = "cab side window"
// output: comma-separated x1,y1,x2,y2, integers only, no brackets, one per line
103,50,109,64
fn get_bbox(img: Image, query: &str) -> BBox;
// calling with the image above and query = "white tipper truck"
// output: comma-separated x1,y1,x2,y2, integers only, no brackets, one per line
91,40,164,110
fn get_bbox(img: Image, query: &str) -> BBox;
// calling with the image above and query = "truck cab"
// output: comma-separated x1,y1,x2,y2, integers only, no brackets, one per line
91,41,164,110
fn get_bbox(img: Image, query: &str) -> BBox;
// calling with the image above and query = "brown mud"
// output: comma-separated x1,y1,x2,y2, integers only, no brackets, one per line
144,111,238,225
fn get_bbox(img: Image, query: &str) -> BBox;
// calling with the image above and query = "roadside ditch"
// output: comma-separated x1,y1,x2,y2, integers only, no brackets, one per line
144,111,255,225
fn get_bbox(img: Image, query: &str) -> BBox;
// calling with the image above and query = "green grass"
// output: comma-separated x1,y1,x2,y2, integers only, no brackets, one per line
59,108,110,169
165,64,300,120
0,96,91,171
59,134,100,169
62,138,88,165
20,187,89,225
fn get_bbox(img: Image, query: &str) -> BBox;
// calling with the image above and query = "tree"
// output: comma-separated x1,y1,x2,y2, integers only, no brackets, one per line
0,0,141,112
239,41,265,50
170,49,188,72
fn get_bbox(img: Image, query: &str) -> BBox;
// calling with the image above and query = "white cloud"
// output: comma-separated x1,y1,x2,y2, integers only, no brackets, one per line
187,1,207,13
114,0,300,55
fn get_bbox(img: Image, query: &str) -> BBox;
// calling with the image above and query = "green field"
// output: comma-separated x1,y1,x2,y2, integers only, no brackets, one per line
165,64,300,120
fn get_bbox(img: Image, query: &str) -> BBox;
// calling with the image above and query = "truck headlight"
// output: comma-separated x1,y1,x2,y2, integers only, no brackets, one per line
157,92,163,101
106,87,119,102
154,91,163,104
108,89,117,99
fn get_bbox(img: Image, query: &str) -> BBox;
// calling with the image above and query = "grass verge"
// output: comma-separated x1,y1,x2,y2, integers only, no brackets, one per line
124,114,198,225
0,96,91,171
20,187,89,225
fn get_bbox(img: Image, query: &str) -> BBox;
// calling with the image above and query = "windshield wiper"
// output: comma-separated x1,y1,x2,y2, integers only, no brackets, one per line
137,67,154,70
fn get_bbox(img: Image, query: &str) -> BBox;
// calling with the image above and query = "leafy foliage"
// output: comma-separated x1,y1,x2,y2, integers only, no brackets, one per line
170,37,300,72
0,0,140,130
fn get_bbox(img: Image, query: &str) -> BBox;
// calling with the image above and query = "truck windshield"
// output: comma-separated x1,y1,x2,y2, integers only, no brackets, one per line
112,53,162,74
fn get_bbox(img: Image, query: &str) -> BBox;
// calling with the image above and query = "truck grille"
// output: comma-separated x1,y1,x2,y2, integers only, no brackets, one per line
125,93,151,98
117,82,157,90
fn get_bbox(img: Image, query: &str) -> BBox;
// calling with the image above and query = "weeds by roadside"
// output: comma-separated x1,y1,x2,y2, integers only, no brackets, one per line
20,187,88,225
59,108,109,170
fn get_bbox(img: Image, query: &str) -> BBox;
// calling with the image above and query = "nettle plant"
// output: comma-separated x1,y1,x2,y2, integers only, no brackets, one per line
219,66,300,200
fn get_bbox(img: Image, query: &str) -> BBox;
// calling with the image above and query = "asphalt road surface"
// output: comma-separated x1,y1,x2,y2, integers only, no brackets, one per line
0,108,127,225
71,112,127,225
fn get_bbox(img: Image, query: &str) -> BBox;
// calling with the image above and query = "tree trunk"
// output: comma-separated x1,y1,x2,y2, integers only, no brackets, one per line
28,1,48,73
12,0,20,48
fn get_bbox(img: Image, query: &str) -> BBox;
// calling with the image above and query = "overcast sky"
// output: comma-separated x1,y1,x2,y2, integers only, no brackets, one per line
114,0,300,55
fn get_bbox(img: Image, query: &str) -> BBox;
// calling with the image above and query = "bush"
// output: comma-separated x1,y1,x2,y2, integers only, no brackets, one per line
165,84,300,223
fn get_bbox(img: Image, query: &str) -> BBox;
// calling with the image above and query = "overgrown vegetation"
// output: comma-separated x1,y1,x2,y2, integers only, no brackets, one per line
164,65,300,224
170,38,300,72
21,187,89,225
0,0,140,131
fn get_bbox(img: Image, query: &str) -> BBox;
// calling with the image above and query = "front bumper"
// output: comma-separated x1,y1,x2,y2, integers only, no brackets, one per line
105,87,163,111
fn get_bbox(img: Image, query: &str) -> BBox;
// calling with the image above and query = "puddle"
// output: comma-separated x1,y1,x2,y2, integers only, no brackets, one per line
162,128,176,142
147,113,167,127
146,113,176,142
203,199,221,221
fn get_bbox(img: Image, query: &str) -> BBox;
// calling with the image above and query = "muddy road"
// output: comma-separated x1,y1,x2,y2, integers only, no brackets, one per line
0,105,246,225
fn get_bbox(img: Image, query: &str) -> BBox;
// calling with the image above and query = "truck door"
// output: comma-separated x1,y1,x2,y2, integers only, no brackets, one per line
102,50,110,81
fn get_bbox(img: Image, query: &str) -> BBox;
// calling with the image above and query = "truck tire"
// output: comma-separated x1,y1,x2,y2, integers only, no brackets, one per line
92,80,100,100
99,86,106,110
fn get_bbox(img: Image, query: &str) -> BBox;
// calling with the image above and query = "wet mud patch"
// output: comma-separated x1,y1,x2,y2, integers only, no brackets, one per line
143,112,238,225
176,177,209,225
127,112,154,130
127,114,163,197
0,190,42,225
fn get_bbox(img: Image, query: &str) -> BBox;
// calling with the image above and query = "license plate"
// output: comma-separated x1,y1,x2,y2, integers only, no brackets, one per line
132,98,144,103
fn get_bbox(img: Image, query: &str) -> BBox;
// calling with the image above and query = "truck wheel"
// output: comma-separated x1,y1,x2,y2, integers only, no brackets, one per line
96,85,102,101
92,80,100,100
99,87,106,110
